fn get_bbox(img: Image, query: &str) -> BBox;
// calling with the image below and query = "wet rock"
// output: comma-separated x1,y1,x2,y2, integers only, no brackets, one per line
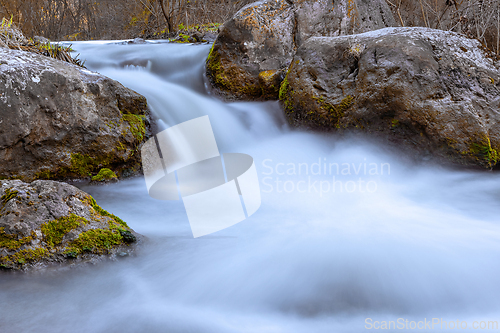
0,180,141,271
128,37,146,44
280,27,500,169
0,47,151,181
206,0,397,100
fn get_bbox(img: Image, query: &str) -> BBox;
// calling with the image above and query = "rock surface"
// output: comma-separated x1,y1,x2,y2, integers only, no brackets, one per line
206,0,397,100
280,27,500,168
0,47,150,182
0,180,140,271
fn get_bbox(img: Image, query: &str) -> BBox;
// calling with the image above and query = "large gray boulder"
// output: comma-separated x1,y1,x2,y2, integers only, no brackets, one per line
206,0,396,100
0,47,150,182
0,180,140,271
280,27,500,169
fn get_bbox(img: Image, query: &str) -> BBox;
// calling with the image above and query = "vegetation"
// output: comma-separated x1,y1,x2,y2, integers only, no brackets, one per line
64,228,123,255
0,228,34,250
1,188,18,208
41,214,88,248
122,113,147,142
92,168,118,182
84,196,129,229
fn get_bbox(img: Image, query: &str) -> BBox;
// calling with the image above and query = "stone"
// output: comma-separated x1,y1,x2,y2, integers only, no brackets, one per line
0,47,150,181
280,27,500,168
206,0,397,100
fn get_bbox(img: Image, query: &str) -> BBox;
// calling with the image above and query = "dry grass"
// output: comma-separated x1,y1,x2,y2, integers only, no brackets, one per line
0,17,85,67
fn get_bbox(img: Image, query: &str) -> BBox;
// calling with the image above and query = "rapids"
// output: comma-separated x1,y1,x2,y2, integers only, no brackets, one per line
1,40,499,333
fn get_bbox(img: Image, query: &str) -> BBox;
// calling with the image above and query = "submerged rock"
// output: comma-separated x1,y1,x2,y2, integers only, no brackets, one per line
206,0,397,100
0,180,140,271
280,27,500,169
0,47,150,182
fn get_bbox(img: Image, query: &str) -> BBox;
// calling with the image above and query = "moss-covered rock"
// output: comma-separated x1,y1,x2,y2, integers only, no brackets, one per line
280,27,500,169
0,180,141,271
0,47,151,182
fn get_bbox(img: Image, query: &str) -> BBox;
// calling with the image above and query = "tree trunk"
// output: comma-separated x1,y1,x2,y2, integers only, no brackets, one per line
158,0,174,33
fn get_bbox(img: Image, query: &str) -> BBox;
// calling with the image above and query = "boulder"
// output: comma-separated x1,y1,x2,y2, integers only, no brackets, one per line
206,0,397,100
0,180,140,271
0,47,150,181
279,27,500,168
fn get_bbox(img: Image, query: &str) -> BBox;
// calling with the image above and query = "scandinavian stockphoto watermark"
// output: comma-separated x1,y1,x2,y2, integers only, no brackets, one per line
141,116,261,238
260,158,390,195
365,318,499,330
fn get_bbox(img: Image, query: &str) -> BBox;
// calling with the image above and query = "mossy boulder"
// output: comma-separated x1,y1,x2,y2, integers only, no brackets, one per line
280,27,500,169
0,180,141,271
0,47,150,182
206,0,396,100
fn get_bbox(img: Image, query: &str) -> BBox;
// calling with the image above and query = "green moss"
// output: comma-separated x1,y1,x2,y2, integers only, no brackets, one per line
41,214,89,248
92,168,118,182
35,169,55,180
84,196,129,229
0,248,49,267
469,136,499,168
1,188,18,207
70,153,94,176
179,33,190,43
391,119,400,128
67,153,117,178
116,141,126,151
206,44,260,97
122,113,146,142
206,45,224,87
278,75,294,112
64,228,123,255
0,228,34,250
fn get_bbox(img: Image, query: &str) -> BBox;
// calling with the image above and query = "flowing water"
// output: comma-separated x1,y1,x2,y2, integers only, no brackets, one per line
1,40,500,333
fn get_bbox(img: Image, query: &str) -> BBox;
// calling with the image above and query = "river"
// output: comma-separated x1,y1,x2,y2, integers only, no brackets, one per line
1,40,500,332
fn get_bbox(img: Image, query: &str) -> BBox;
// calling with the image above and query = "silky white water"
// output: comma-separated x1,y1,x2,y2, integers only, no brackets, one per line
1,41,500,333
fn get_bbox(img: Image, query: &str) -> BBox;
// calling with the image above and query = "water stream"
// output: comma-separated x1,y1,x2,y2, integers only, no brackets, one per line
1,41,500,332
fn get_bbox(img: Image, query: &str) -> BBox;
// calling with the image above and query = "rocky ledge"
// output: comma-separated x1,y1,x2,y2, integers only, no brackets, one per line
0,180,140,271
0,47,150,182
